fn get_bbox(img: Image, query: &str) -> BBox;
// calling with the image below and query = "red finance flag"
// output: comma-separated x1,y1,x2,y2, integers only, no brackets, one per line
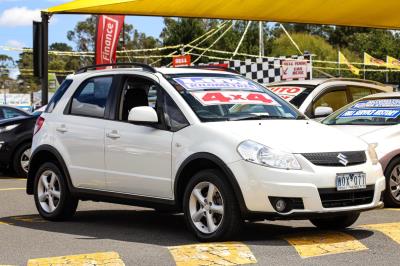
95,15,125,65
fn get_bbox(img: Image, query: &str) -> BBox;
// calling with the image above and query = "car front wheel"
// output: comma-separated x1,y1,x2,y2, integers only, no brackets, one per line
183,169,242,241
384,157,400,207
309,212,360,229
33,162,78,221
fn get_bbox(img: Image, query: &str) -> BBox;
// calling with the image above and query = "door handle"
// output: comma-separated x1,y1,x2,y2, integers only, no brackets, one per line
106,130,120,139
56,124,68,133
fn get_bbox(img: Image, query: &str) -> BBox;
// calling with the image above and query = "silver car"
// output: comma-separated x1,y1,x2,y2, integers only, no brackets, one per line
322,92,400,207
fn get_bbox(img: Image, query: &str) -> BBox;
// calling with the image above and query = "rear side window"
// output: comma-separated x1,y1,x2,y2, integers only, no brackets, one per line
70,76,113,118
45,79,73,113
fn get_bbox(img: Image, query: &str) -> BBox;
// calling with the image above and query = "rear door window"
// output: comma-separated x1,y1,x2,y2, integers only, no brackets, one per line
70,76,113,118
349,86,380,101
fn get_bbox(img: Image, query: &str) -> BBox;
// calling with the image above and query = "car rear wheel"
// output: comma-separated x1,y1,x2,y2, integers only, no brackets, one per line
183,169,242,241
384,157,400,207
309,212,360,229
12,142,31,178
34,162,78,221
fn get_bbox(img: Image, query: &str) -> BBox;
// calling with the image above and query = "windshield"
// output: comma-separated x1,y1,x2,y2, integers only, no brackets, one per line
323,98,400,126
266,85,315,108
166,74,304,122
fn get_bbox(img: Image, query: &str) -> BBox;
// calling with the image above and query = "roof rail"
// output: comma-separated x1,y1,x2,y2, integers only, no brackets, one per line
321,77,385,87
183,65,239,74
76,63,157,74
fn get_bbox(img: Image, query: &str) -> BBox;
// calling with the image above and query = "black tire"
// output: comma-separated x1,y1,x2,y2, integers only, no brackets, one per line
33,162,78,221
12,142,31,178
183,169,242,241
383,157,400,208
309,212,360,230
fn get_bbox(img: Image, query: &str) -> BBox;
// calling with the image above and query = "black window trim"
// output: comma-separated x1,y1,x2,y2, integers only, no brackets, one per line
108,74,189,132
64,75,117,120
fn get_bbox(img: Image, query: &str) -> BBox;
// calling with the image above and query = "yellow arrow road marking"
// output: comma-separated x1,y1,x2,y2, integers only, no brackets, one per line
27,251,125,266
0,188,25,191
360,222,400,244
168,242,257,266
283,231,368,258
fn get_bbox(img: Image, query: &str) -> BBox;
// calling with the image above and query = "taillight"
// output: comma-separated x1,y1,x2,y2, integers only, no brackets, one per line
34,116,45,135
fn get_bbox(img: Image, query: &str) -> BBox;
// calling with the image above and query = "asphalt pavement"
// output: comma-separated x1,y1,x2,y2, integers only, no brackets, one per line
1,176,400,266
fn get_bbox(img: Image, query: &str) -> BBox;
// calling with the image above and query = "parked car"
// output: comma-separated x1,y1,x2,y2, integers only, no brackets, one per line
322,92,400,207
0,110,41,177
27,64,384,241
0,105,31,120
267,78,391,119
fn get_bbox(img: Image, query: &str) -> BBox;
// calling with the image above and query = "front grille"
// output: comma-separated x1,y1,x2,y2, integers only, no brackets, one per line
301,151,366,167
318,185,374,208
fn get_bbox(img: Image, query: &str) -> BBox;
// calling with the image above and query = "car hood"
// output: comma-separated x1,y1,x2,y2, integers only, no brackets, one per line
207,120,367,153
332,124,400,144
0,115,35,126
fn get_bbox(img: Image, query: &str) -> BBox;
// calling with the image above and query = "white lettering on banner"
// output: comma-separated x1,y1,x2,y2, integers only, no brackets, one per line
353,99,400,109
267,86,306,101
100,16,119,63
190,91,281,106
174,77,259,91
282,60,308,80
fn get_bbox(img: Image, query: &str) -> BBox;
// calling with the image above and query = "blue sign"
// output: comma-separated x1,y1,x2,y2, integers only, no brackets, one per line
338,99,400,119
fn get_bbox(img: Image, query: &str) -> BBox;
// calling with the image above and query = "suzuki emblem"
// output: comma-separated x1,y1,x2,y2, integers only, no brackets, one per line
337,153,349,166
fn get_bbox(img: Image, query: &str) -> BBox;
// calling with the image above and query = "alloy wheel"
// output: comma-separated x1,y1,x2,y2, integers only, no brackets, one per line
390,165,400,201
189,181,224,234
20,148,31,173
37,170,61,213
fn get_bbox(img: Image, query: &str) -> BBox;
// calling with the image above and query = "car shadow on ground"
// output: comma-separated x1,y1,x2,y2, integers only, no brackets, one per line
0,209,375,246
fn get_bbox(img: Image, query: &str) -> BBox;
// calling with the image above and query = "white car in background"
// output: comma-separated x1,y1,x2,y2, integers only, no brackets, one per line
267,78,391,119
323,92,400,207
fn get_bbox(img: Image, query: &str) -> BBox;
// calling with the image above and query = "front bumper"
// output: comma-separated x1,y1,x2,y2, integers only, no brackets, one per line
228,157,385,217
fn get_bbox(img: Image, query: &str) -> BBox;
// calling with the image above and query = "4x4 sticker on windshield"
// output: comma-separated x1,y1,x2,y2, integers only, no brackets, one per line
191,91,281,106
174,77,259,91
266,86,306,101
338,99,400,119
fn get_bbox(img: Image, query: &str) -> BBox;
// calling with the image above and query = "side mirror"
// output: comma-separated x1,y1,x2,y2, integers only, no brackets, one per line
314,106,333,118
128,106,158,124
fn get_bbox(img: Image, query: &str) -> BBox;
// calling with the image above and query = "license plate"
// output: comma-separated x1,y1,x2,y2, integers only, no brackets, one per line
336,172,366,191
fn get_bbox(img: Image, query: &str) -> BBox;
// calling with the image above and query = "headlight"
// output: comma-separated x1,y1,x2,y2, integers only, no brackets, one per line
237,140,301,170
368,143,379,165
0,124,19,133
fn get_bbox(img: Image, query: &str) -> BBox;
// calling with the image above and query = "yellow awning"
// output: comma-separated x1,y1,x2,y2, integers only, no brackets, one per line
46,0,400,29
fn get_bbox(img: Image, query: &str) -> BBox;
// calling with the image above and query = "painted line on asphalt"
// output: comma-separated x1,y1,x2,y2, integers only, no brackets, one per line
27,251,125,266
383,208,400,211
360,222,400,244
168,242,257,266
283,231,368,258
0,221,12,225
0,188,25,191
11,216,45,223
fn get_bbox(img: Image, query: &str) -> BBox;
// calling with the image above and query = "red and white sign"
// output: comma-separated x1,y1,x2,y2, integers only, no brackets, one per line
96,15,125,65
281,60,308,80
267,86,306,101
191,91,280,106
172,55,191,67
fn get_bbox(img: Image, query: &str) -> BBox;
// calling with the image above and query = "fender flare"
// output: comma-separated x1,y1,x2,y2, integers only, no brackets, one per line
174,152,248,214
27,145,73,195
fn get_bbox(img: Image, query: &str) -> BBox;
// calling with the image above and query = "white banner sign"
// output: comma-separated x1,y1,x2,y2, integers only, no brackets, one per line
281,60,308,80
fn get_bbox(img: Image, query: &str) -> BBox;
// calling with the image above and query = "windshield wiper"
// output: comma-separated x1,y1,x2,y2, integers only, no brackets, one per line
229,115,294,121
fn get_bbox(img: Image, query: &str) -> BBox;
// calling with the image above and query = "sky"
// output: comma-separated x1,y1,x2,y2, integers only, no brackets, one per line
0,0,165,63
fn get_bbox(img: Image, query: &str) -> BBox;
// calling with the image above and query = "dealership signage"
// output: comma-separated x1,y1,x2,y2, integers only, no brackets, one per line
267,86,306,101
95,15,125,65
281,60,308,80
172,55,191,67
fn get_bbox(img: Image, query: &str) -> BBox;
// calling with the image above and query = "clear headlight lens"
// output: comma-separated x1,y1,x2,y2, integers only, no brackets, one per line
0,124,19,133
368,143,379,165
237,140,301,170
